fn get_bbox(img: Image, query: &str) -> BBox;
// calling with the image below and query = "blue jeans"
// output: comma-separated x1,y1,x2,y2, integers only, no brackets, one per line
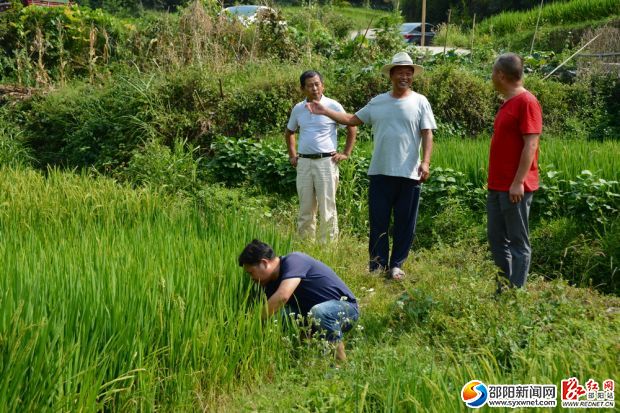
487,191,533,288
368,174,421,271
308,300,359,342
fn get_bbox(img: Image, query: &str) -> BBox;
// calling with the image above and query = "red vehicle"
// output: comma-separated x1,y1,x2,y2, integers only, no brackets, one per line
1,0,71,11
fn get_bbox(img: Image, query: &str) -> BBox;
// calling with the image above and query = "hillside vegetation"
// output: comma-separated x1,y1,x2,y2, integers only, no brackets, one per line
0,0,618,410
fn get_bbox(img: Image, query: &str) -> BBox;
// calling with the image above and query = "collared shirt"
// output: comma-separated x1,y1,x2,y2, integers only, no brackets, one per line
287,95,345,154
356,91,436,180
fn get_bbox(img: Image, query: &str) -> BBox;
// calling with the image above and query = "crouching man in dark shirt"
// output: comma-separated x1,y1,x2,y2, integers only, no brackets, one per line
238,239,359,361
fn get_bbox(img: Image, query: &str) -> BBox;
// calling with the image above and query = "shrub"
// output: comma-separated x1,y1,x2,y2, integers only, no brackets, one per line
216,78,298,139
120,138,203,195
328,63,388,111
535,168,619,226
417,65,496,137
433,23,472,48
207,137,296,192
531,217,619,294
0,5,134,84
19,79,146,170
0,120,31,168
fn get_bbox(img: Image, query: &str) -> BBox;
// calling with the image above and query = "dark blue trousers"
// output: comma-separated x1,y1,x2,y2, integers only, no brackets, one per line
368,174,421,271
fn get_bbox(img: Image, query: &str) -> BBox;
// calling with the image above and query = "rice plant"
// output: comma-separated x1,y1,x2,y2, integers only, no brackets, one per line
478,0,620,37
0,167,292,411
432,137,619,185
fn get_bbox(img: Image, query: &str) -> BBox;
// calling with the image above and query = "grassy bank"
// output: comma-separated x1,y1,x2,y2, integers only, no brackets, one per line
228,241,620,412
1,166,616,411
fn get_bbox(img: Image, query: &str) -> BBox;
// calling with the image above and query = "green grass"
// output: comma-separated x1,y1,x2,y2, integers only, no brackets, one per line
1,166,618,411
432,137,620,185
351,136,620,186
281,5,392,30
478,0,620,37
0,167,292,411
228,241,620,411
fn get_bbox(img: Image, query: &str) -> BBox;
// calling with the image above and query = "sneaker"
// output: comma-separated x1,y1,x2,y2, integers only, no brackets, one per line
390,267,405,280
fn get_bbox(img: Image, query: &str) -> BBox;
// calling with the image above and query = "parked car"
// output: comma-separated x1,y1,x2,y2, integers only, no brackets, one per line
400,23,436,45
223,5,277,26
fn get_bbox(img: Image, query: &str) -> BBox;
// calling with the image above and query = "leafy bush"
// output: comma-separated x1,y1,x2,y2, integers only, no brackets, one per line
535,168,619,226
215,78,298,139
10,67,296,170
208,137,295,193
418,65,497,137
0,5,134,83
0,120,31,168
120,138,203,194
328,63,388,111
433,23,473,48
18,79,145,169
531,217,619,294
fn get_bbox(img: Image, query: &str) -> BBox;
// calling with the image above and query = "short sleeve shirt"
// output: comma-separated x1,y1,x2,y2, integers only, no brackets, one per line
355,92,436,180
488,90,543,192
286,95,345,154
263,252,357,317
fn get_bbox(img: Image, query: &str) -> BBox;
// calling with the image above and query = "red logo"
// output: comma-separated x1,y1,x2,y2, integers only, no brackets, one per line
561,377,586,401
603,380,615,392
586,379,599,392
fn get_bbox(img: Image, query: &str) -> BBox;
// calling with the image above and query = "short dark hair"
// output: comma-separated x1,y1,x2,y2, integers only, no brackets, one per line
494,53,523,81
238,239,276,267
300,70,323,88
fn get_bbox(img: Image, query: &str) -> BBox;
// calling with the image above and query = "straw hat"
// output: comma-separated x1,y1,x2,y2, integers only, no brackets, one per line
380,52,424,77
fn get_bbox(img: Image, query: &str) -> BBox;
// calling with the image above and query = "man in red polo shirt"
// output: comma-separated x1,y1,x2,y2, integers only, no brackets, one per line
487,53,543,293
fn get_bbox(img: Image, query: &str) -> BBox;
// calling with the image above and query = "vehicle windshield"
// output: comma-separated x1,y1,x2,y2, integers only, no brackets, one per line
225,6,260,17
401,23,434,33
401,23,421,32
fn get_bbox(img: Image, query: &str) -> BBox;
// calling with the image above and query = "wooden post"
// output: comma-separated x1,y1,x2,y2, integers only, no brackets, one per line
530,0,545,55
444,9,451,56
471,13,476,59
421,0,426,47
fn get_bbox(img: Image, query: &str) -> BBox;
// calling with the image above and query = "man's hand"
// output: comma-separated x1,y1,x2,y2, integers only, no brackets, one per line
418,161,430,182
289,156,298,167
509,181,525,203
331,153,349,163
306,101,327,115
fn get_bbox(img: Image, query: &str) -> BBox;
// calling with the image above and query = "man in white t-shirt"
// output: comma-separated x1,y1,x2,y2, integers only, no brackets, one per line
307,52,436,279
285,70,357,242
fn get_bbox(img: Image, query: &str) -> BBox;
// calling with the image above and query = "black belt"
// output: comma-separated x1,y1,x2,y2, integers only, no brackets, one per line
298,152,336,159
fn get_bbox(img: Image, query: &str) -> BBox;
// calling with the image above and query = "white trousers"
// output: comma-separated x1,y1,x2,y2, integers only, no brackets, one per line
296,157,339,242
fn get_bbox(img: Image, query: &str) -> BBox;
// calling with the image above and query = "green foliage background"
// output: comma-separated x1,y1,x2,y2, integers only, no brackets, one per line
0,1,619,409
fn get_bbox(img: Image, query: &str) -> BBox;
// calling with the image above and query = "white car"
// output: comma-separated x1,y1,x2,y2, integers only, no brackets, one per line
223,5,276,26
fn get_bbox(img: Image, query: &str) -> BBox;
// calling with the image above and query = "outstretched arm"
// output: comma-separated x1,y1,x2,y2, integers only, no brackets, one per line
306,101,363,126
